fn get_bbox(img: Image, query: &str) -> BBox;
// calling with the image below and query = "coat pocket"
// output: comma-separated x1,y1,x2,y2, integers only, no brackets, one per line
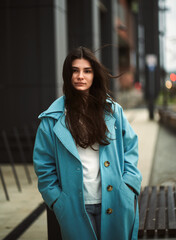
53,191,69,223
118,180,136,220
119,180,136,203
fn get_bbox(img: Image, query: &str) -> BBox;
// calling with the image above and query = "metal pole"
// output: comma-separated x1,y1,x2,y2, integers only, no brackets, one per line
1,130,22,192
13,127,32,184
0,166,10,201
148,68,155,120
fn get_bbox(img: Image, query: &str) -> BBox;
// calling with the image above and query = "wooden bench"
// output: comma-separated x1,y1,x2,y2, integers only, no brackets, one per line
46,186,176,239
158,108,176,131
138,186,176,238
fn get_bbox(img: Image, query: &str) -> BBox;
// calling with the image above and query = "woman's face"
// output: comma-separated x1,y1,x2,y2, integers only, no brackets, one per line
71,58,94,94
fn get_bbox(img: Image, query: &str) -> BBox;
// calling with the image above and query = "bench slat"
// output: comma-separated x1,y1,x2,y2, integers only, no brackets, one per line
146,186,157,237
167,186,176,236
157,187,166,237
138,186,149,237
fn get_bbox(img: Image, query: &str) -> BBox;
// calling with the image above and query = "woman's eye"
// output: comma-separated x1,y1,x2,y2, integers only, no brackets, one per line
85,70,92,73
72,69,78,73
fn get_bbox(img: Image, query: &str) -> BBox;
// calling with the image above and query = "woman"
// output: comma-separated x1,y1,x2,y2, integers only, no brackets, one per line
33,46,142,240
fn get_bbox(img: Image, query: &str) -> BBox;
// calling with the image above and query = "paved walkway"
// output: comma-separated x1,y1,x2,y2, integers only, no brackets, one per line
124,108,159,187
1,107,174,240
149,124,176,186
0,165,47,240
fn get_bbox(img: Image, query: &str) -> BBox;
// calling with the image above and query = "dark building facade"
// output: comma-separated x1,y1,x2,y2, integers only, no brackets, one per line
0,0,66,129
0,0,119,130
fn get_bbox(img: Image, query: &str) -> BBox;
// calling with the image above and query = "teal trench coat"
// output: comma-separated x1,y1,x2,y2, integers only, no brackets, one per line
33,96,142,240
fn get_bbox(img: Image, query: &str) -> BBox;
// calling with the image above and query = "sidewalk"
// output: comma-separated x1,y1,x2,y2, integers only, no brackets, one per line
0,165,47,240
0,108,160,239
124,108,159,187
149,122,176,186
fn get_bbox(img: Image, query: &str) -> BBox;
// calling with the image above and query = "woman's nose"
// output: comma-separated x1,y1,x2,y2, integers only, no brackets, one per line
78,71,84,79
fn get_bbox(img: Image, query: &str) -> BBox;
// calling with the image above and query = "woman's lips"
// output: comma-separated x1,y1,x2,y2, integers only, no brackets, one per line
75,83,85,86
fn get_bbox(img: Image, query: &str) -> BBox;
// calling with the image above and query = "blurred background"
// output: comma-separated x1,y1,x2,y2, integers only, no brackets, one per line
0,0,176,239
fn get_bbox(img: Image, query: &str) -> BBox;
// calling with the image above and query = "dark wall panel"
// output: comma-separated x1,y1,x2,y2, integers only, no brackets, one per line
67,0,93,51
0,0,57,130
100,0,118,93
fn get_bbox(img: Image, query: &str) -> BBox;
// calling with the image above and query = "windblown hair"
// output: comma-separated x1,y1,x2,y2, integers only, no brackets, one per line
62,46,114,149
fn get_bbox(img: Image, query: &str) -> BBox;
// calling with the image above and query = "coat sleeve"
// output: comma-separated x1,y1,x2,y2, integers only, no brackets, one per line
33,118,61,208
120,107,142,195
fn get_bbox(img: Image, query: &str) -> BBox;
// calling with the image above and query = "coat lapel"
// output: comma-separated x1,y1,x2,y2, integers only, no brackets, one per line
99,113,116,157
105,113,116,140
53,114,80,161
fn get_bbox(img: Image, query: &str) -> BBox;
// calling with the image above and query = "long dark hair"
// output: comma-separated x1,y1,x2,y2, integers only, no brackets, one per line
62,46,114,149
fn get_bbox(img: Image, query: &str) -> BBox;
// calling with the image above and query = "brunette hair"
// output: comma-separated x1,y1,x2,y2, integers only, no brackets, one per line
62,46,114,148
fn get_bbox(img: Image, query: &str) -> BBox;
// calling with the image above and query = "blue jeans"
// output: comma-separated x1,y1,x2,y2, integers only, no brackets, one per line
85,203,101,240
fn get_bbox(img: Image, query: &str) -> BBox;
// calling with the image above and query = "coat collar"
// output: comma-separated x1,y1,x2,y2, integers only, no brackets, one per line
38,96,80,160
38,96,65,120
39,95,116,161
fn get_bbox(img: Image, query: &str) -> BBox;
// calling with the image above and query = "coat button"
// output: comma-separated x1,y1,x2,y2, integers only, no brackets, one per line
107,185,113,191
104,161,110,167
106,208,113,214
